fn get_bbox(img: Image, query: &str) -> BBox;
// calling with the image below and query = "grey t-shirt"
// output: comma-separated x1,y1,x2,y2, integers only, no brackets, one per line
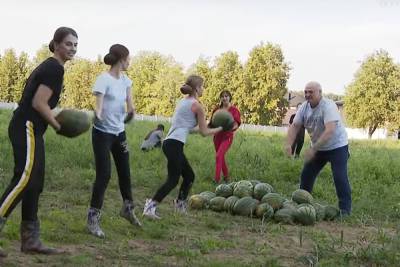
93,72,132,135
141,130,163,151
165,97,198,144
294,97,348,151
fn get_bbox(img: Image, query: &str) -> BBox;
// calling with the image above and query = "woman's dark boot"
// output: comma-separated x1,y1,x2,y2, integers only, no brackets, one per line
20,220,64,255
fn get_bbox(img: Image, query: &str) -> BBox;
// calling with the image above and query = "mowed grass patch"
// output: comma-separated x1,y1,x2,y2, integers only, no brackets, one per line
1,109,400,266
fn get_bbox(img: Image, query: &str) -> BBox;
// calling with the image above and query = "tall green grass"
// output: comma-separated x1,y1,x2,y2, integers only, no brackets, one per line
1,109,400,266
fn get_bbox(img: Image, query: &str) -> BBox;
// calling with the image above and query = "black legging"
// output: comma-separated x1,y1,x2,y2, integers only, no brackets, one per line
90,128,133,209
153,139,194,202
0,118,45,221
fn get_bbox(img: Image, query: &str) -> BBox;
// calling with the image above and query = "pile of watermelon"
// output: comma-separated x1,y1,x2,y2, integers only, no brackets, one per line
189,180,340,226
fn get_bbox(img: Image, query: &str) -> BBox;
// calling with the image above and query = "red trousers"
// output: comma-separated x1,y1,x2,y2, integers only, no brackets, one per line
213,134,233,182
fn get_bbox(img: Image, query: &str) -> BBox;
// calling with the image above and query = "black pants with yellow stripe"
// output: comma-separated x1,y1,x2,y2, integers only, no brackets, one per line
0,118,44,221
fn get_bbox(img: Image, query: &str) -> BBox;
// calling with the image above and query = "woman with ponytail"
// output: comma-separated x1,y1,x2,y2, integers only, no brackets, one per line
143,75,222,220
0,27,78,257
87,44,141,238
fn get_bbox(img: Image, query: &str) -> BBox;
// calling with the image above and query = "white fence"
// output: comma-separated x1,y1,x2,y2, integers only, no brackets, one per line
0,102,395,140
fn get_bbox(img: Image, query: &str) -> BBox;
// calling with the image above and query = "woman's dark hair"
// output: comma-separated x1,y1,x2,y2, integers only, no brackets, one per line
157,124,165,131
104,44,130,66
180,75,204,95
49,27,78,53
219,90,232,108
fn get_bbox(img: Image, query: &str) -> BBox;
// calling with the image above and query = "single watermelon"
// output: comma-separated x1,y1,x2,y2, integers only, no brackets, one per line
55,109,91,138
253,183,273,200
211,109,234,131
215,184,233,198
188,194,206,209
255,203,274,220
224,195,239,214
274,208,297,225
209,197,226,212
261,193,285,210
233,181,253,198
199,191,216,207
292,189,314,204
233,197,258,217
296,205,316,225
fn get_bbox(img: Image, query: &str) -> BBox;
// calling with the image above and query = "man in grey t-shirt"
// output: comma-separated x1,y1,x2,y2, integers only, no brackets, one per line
285,81,351,216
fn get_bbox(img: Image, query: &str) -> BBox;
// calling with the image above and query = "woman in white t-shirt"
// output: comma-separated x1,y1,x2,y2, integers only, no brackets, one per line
87,44,141,238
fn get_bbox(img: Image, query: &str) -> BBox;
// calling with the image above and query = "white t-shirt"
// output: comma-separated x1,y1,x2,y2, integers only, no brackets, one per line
93,72,132,135
294,97,348,151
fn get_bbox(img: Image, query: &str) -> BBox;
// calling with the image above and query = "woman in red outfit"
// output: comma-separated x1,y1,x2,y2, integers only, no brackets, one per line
212,90,241,183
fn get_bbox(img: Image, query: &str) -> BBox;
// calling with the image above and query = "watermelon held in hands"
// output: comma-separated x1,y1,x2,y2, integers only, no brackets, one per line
211,109,234,131
55,109,91,138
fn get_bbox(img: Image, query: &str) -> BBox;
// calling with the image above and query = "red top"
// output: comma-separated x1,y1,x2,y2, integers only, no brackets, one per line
212,105,241,139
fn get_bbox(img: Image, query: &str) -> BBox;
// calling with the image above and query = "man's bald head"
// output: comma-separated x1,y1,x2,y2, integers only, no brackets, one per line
304,81,322,107
305,81,322,93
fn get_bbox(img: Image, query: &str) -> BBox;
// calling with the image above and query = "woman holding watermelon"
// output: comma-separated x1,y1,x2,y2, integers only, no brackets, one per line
211,90,241,184
0,27,78,257
143,75,222,219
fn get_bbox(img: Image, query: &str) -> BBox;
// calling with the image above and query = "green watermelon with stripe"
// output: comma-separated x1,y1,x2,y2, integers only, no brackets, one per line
292,189,314,204
255,203,274,220
224,196,239,214
209,197,226,212
253,183,273,200
233,197,259,217
188,194,206,209
261,193,285,210
55,109,91,138
233,181,253,198
211,109,234,131
215,184,233,198
274,208,298,225
296,205,317,225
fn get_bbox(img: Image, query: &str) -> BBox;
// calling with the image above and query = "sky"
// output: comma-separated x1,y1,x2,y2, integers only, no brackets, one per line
1,0,399,94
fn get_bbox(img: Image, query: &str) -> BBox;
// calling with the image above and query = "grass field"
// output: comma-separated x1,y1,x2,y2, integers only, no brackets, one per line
0,109,400,266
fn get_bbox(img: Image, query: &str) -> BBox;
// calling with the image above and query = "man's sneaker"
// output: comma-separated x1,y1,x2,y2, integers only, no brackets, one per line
120,200,142,227
87,207,105,238
142,199,161,220
223,177,230,183
174,199,188,214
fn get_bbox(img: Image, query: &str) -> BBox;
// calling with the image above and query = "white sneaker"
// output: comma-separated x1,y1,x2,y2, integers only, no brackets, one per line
143,199,161,220
174,199,188,214
87,207,105,238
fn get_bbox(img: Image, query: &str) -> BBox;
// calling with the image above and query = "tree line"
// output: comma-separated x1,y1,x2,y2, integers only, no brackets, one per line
0,43,289,126
0,44,399,134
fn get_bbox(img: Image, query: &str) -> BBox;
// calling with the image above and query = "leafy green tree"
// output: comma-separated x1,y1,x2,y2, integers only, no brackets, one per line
128,51,184,116
187,57,213,112
62,58,106,109
205,51,244,115
0,49,31,102
237,43,290,125
344,50,400,138
149,63,185,116
33,44,52,67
